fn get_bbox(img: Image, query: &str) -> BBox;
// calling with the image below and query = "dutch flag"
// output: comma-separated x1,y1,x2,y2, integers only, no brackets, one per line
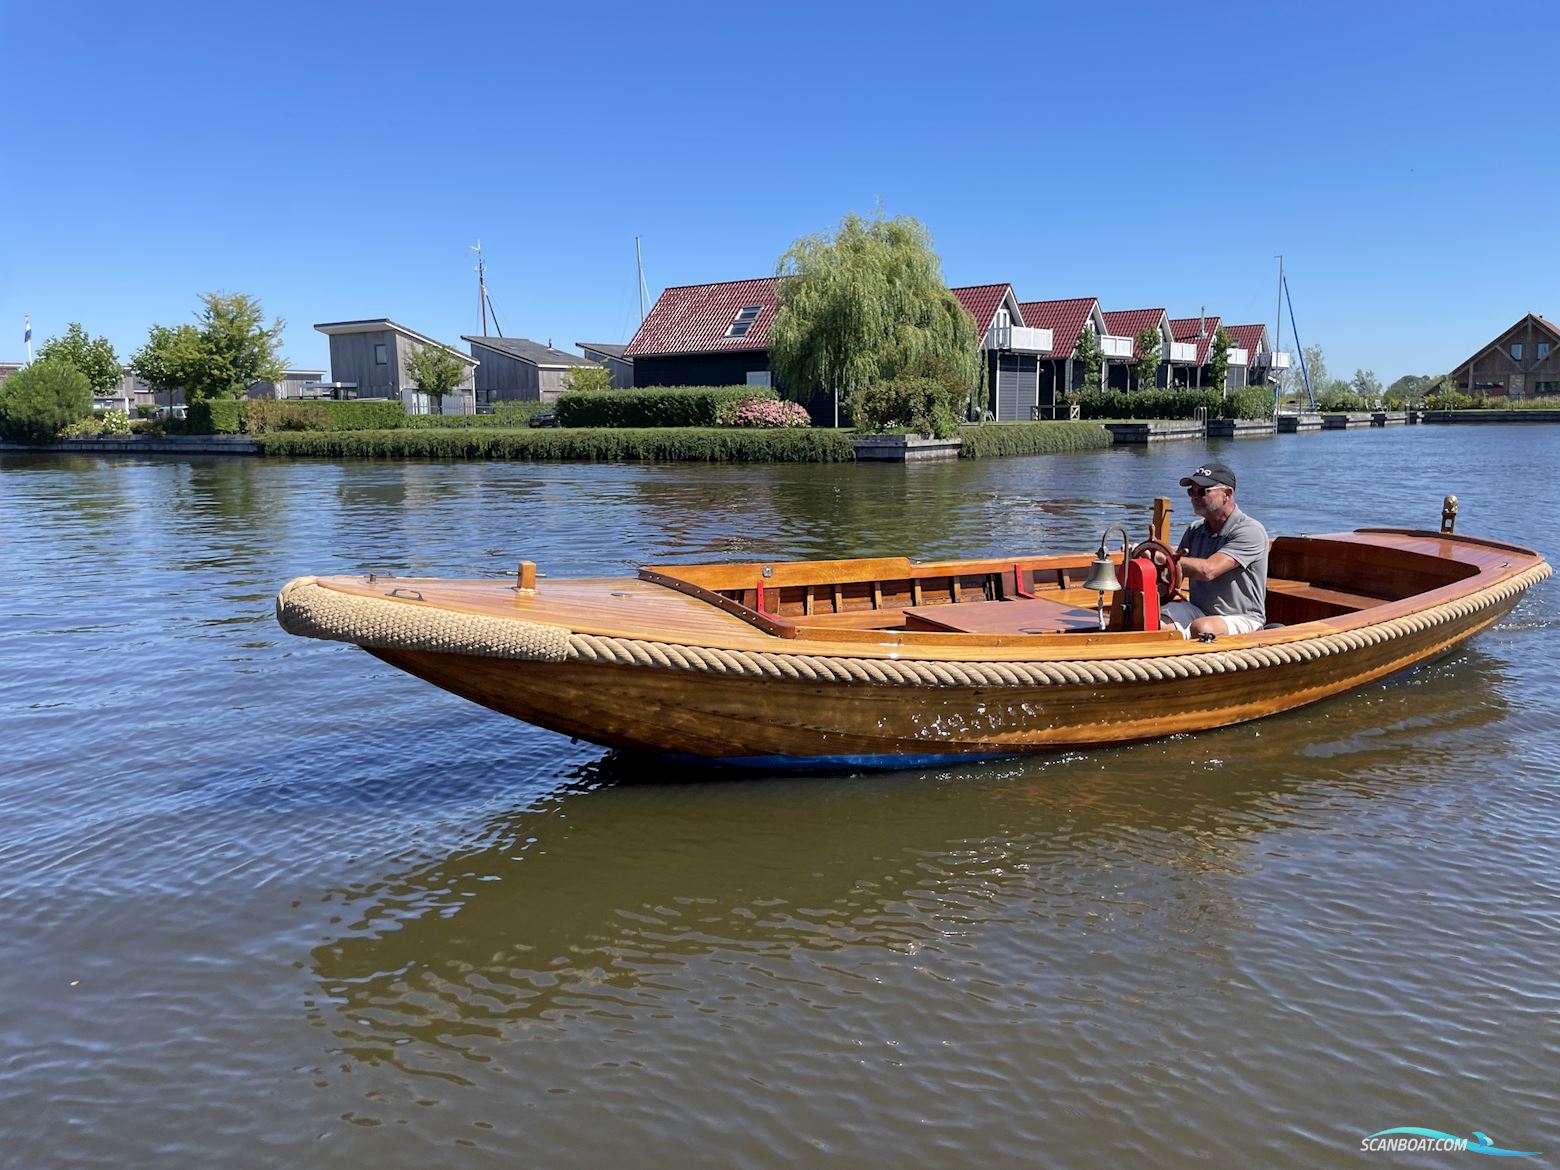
23,316,31,343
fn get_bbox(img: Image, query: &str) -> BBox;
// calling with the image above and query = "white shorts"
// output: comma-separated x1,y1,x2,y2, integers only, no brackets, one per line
1161,601,1265,639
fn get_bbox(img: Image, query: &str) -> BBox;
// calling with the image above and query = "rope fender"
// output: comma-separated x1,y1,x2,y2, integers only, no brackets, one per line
276,562,1549,688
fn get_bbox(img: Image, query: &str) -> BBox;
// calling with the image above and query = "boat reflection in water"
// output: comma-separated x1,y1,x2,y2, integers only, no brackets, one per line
307,642,1513,1079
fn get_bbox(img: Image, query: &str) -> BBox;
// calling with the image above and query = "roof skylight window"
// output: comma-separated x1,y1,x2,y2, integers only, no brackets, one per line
725,306,762,338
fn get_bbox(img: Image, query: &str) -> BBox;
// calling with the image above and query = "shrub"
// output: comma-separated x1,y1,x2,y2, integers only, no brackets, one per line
187,397,408,434
244,399,331,434
957,422,1114,458
0,359,93,443
853,375,960,437
714,395,812,428
189,399,245,434
1316,389,1367,412
1220,387,1274,420
255,426,857,463
311,399,408,430
404,400,549,428
135,403,160,419
1078,388,1222,420
1424,390,1487,411
554,386,765,428
561,366,613,393
59,411,131,438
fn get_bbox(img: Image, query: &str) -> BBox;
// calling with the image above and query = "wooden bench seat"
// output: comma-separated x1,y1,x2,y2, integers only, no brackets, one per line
1265,577,1392,623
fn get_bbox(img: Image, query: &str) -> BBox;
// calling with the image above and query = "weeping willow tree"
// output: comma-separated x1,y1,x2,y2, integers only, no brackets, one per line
770,212,981,427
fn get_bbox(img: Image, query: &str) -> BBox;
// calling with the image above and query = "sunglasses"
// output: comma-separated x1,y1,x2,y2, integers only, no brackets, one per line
1186,485,1225,498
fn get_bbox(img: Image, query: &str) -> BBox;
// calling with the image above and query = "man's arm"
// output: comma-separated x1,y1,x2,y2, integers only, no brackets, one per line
1178,551,1239,581
1180,520,1266,582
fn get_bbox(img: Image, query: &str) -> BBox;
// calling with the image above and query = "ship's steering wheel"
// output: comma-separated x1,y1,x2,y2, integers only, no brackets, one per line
1129,539,1181,604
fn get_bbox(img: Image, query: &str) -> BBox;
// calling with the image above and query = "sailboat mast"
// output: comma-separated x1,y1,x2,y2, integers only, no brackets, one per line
1274,254,1284,354
635,236,646,323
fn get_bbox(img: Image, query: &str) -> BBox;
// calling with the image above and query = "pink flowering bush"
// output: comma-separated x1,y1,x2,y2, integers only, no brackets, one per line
715,395,812,428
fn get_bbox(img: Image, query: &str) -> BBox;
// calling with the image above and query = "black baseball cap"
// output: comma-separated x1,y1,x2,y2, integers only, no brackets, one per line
1179,461,1236,489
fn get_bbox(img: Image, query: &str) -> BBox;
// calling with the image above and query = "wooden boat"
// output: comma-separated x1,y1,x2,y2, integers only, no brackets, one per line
276,498,1548,770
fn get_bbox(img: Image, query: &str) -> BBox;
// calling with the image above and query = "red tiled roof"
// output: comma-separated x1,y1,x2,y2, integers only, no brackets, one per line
623,277,779,357
1223,324,1267,362
1019,298,1098,359
950,284,1014,335
1169,316,1222,365
1102,309,1167,358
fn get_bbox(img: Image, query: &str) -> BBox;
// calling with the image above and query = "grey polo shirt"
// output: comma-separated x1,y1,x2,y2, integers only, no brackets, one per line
1177,506,1269,622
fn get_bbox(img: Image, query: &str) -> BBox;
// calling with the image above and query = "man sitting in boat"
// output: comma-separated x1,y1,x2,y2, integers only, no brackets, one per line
1160,461,1269,639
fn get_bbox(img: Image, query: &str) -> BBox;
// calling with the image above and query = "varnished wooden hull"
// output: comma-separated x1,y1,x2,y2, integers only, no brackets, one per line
369,590,1521,768
279,527,1549,770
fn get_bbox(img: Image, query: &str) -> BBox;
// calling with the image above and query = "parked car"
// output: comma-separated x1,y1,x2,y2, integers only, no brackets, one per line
529,412,557,428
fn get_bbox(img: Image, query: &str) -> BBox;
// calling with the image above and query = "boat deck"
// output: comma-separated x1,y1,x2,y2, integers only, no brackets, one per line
311,529,1542,664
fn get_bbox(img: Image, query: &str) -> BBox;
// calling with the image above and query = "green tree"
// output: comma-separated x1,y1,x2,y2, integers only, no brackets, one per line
131,323,200,415
1132,327,1162,391
770,211,981,427
1073,326,1103,394
403,343,468,415
0,359,93,443
562,364,612,393
1207,327,1233,396
139,293,285,406
1285,344,1349,406
1386,373,1435,407
1350,369,1383,407
37,323,122,394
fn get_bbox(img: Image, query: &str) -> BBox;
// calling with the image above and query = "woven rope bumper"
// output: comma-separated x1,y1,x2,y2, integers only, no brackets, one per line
277,562,1549,689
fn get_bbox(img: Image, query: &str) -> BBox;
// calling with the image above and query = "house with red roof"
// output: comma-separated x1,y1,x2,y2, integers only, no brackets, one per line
1019,297,1136,415
1223,324,1290,388
1169,315,1256,391
623,277,780,389
1447,313,1560,399
949,284,1054,420
1099,308,1192,391
623,276,1056,420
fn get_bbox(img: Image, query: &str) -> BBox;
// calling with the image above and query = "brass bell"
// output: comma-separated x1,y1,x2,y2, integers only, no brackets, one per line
1083,547,1121,593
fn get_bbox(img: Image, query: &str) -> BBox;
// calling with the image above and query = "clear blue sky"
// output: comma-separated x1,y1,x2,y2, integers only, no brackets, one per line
2,0,1555,383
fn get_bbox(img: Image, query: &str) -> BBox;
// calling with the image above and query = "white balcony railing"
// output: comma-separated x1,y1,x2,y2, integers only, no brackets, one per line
1257,351,1292,369
1168,341,1198,363
986,323,1053,354
1228,347,1249,367
1100,335,1134,359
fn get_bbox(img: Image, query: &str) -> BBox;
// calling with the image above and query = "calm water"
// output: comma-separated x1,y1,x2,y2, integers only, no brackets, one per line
2,427,1557,1168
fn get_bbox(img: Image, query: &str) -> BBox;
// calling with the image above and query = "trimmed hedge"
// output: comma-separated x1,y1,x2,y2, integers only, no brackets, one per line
404,401,551,428
554,385,768,428
254,426,856,462
190,399,246,434
1222,386,1274,420
1078,387,1272,421
957,422,1114,458
189,397,409,434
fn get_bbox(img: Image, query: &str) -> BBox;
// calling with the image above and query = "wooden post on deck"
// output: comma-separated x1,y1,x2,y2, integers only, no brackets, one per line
516,561,537,592
1151,496,1173,545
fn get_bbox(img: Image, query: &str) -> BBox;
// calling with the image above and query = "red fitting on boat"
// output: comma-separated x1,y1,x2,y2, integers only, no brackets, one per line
1124,557,1160,631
